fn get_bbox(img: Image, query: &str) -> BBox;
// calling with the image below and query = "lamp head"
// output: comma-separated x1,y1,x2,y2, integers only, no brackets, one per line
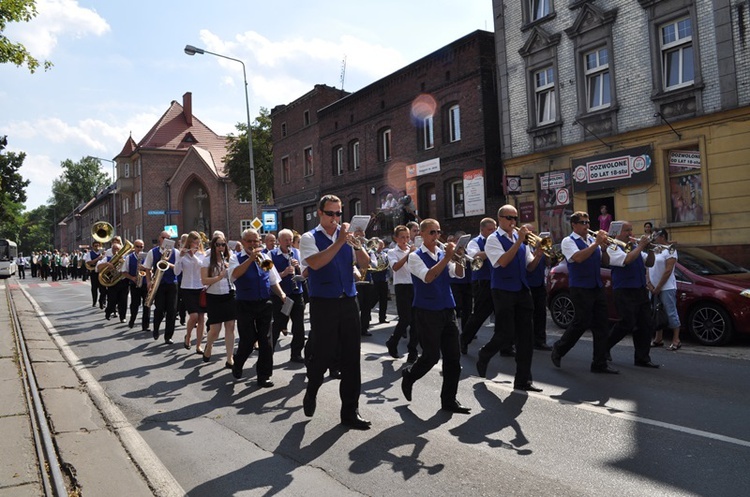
184,45,204,56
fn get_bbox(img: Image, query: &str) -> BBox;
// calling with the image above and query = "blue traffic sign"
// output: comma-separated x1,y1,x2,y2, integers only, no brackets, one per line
148,210,165,216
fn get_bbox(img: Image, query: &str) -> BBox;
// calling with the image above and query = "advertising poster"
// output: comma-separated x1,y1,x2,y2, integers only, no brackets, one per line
463,169,485,217
572,145,654,192
537,170,573,244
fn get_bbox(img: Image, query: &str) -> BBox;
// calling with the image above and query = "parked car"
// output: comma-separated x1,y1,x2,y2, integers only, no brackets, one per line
546,246,750,346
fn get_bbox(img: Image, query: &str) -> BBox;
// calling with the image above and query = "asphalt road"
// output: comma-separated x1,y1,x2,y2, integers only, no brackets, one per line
21,279,750,496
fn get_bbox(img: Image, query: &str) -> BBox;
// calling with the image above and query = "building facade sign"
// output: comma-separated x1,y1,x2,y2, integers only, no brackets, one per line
463,169,485,217
572,146,653,192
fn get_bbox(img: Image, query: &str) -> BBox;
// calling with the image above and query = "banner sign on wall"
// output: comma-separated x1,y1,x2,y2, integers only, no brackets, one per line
572,145,653,192
463,169,485,217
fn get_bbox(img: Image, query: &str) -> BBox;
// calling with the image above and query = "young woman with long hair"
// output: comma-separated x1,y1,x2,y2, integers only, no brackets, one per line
200,234,237,367
174,231,207,354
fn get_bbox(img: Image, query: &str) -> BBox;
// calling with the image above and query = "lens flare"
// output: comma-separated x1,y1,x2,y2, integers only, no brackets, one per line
410,94,437,124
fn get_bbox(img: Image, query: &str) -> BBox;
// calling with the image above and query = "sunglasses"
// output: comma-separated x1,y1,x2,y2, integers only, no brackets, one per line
428,230,442,235
134,245,144,248
215,242,226,247
500,215,519,221
322,210,343,217
575,220,591,225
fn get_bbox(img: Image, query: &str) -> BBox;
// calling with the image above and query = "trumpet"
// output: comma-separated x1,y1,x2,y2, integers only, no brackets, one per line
436,241,473,268
347,234,377,251
255,251,274,272
630,236,676,254
588,229,630,252
515,227,556,258
470,255,485,271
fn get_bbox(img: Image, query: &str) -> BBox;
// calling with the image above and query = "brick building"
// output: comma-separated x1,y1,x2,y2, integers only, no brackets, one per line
112,92,252,246
493,0,750,265
271,31,503,237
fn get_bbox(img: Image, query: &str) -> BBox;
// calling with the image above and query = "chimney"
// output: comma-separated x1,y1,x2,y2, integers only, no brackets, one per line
183,92,193,126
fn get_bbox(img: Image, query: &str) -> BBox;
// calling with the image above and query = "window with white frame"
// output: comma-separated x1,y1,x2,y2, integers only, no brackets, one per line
585,48,610,111
449,180,464,218
282,156,290,184
350,140,360,170
661,17,694,90
535,67,556,125
422,115,434,150
303,146,313,176
134,190,141,210
379,128,392,162
333,146,344,176
530,0,550,22
122,197,130,215
136,224,142,241
124,162,130,178
351,199,362,216
240,219,253,232
448,105,461,142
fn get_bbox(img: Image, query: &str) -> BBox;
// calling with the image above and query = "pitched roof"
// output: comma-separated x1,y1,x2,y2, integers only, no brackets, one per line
116,136,138,158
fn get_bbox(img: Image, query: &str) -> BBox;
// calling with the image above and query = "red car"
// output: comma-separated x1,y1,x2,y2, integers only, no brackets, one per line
546,246,750,346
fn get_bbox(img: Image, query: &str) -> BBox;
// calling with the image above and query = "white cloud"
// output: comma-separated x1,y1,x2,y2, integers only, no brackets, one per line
18,153,59,208
5,0,110,58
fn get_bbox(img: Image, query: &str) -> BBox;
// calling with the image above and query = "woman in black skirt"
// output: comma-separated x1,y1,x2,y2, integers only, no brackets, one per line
200,234,237,368
174,231,207,354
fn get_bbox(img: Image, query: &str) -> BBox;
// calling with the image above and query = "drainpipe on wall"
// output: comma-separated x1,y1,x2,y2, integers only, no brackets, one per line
165,181,171,236
225,181,230,239
139,157,144,242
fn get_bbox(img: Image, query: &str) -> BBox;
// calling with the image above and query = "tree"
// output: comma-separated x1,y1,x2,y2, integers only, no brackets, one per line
18,205,52,253
0,137,30,240
224,107,273,206
0,0,52,73
49,156,110,219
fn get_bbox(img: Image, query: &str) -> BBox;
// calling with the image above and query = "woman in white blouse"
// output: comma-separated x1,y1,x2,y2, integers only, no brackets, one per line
200,234,237,367
174,231,207,353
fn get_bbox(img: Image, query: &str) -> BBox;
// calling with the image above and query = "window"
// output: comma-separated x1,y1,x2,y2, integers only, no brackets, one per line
134,190,141,210
303,147,313,176
122,197,130,215
333,146,344,176
585,48,610,111
449,180,464,218
135,159,141,177
240,219,253,232
422,116,434,150
349,140,360,171
667,147,704,223
351,199,362,216
239,197,250,204
282,156,290,184
136,224,142,241
535,67,556,125
448,105,461,142
124,162,130,178
303,110,310,126
661,17,694,90
281,122,287,137
530,0,550,22
378,128,392,162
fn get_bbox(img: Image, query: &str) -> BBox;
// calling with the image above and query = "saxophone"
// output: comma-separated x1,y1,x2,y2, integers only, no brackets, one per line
98,240,134,287
144,245,172,307
136,252,147,288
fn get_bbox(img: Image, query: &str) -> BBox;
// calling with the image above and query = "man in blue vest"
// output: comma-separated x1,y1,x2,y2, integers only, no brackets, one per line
385,225,417,360
269,228,306,363
476,206,541,391
97,238,130,323
299,194,372,430
230,229,287,388
459,218,499,354
523,223,552,351
551,211,616,373
144,231,178,344
126,240,150,332
84,242,106,307
606,221,659,368
400,218,472,414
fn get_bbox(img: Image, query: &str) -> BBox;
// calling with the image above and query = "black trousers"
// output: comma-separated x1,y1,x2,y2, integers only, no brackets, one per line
530,285,548,346
478,288,534,386
31,263,37,278
18,265,25,279
89,270,106,306
105,279,129,320
451,282,473,331
461,279,501,347
387,284,419,356
372,279,389,322
235,299,274,380
271,293,306,358
356,282,375,332
607,287,653,363
554,286,609,369
406,308,462,405
305,296,362,418
129,283,151,330
153,283,178,340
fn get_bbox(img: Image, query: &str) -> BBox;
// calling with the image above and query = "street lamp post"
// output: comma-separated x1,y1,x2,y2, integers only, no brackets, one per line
184,44,258,220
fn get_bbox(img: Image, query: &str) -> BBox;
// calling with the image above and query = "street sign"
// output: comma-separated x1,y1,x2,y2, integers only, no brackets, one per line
148,210,165,216
250,217,263,230
166,210,181,215
164,225,179,238
262,210,278,232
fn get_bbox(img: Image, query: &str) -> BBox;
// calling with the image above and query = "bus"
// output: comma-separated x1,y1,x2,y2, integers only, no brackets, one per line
0,239,18,278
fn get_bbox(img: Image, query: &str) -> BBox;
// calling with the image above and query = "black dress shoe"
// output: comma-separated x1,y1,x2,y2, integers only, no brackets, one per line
290,355,305,363
441,400,471,414
406,353,417,364
591,365,620,374
476,359,488,378
401,369,413,402
303,391,316,417
361,331,372,337
634,361,660,369
551,347,562,368
231,363,242,379
499,348,516,357
165,339,174,345
128,321,135,329
257,378,274,388
202,353,211,363
152,329,159,340
341,413,371,430
105,314,111,321
514,382,543,392
386,339,400,359
460,342,468,355
379,320,389,324
534,343,553,351
119,318,126,323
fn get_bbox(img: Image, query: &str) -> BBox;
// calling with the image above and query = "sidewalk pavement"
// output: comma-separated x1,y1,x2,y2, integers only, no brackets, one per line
1,281,155,496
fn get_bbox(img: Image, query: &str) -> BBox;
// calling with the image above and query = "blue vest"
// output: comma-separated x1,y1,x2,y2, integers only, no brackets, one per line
150,246,177,284
490,232,528,291
526,252,546,288
127,252,138,277
270,247,303,295
449,263,472,285
88,249,99,264
306,229,356,298
611,249,647,289
234,252,271,301
568,236,603,288
411,248,456,310
471,236,492,282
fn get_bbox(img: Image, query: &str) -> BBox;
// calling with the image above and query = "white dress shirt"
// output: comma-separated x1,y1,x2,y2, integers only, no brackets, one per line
229,249,281,286
408,246,458,283
485,229,533,268
174,251,206,289
201,253,238,295
388,245,414,285
561,232,599,263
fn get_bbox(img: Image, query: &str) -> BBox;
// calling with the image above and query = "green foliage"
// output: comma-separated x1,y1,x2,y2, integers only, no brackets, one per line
17,205,52,252
49,156,110,217
0,139,30,240
224,107,273,206
0,0,53,73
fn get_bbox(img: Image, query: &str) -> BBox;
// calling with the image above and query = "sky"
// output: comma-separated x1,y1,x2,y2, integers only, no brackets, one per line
1,0,494,212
